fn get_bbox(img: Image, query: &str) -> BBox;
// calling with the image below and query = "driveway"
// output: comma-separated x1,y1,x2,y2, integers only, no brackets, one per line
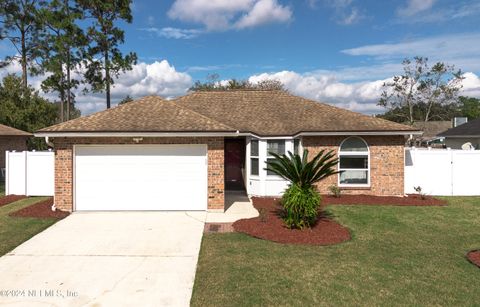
0,211,206,306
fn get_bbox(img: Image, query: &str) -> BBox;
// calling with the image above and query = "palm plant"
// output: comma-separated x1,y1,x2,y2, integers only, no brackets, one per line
265,149,340,229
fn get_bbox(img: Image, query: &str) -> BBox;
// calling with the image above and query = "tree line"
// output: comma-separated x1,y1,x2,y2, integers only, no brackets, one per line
0,0,137,123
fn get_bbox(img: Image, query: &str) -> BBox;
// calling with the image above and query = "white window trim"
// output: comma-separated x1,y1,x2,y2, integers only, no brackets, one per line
266,139,291,178
249,139,260,177
338,136,371,188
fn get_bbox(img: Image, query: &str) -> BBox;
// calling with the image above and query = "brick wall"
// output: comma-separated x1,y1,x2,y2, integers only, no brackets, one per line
302,135,405,196
0,136,28,170
52,137,224,211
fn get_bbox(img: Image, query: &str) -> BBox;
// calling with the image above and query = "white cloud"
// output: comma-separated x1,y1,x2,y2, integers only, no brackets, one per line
323,0,365,25
395,1,480,23
167,0,292,31
341,33,480,71
140,27,202,39
397,0,436,17
0,60,193,115
461,72,480,98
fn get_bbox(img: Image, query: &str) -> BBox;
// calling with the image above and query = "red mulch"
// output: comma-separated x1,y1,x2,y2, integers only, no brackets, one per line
233,197,351,245
322,194,447,206
0,195,26,207
9,197,70,219
467,250,480,268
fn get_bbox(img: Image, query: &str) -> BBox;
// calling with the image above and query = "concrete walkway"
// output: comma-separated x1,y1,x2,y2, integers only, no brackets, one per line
0,211,206,307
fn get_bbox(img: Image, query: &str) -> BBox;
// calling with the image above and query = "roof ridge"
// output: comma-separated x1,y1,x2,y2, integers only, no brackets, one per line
168,99,236,131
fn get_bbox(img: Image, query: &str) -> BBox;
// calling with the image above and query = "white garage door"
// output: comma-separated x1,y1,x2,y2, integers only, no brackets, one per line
74,145,208,211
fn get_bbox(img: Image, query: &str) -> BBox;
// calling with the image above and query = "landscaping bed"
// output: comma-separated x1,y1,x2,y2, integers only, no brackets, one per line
323,193,447,206
233,197,351,245
0,195,27,207
9,197,69,219
467,250,480,268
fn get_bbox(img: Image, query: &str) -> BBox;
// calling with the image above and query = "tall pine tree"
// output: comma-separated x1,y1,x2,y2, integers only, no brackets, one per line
77,0,137,109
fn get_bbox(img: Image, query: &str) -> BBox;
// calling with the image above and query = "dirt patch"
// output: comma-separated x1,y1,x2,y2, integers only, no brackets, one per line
204,223,234,233
323,194,447,206
467,250,480,268
9,197,70,219
233,197,351,245
0,195,26,207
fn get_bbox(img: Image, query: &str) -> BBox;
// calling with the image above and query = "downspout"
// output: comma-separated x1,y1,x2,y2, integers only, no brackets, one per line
45,137,56,211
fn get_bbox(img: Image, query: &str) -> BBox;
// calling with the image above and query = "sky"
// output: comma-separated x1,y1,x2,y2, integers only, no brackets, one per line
1,0,480,115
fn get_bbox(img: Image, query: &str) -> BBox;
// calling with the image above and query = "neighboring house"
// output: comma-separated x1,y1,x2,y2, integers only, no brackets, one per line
438,117,480,149
0,124,31,180
412,121,452,145
35,90,421,212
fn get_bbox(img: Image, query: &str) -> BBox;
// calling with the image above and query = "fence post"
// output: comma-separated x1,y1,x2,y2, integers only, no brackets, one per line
5,151,9,195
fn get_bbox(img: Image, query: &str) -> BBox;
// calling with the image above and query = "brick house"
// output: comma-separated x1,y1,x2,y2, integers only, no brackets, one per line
0,124,31,180
36,90,421,212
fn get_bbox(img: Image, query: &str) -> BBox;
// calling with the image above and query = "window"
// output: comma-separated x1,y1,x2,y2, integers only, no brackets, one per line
250,139,259,176
338,137,369,186
294,139,300,155
267,140,285,175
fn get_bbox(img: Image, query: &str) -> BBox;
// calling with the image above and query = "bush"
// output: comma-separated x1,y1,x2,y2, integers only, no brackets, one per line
329,185,341,198
266,149,339,229
282,184,321,229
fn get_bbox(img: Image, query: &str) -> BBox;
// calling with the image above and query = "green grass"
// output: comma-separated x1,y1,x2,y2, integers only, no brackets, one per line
192,197,480,306
0,197,60,256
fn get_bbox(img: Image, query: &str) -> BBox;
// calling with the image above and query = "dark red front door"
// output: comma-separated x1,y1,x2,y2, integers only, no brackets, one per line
225,139,246,190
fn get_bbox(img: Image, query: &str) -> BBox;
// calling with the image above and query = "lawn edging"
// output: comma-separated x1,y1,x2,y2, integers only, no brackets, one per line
9,197,70,219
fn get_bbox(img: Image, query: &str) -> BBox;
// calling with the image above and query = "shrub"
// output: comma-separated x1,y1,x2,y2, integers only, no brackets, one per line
266,149,340,229
282,184,321,229
414,186,426,200
329,185,341,198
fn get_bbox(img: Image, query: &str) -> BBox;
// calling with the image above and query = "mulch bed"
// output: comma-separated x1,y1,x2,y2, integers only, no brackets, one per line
0,195,27,207
204,223,234,233
467,250,480,268
9,197,70,219
233,197,351,245
322,194,447,206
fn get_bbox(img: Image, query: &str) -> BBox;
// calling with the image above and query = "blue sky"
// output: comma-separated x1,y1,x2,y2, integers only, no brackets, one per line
1,0,480,115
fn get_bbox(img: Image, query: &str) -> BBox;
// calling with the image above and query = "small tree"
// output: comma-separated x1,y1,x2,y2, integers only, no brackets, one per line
379,57,463,126
265,149,340,229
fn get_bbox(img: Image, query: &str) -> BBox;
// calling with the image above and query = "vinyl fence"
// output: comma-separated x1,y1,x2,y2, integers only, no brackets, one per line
5,151,54,196
405,148,480,196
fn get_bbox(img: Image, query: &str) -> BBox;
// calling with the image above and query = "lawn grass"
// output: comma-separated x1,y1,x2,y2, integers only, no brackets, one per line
0,197,60,256
192,197,480,306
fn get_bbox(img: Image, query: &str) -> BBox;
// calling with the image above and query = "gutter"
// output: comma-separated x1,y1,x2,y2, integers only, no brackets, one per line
35,129,422,139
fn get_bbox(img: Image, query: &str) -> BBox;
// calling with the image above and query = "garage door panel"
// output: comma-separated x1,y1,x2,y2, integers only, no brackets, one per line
75,145,208,211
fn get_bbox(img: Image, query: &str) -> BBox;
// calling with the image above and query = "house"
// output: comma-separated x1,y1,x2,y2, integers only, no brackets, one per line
438,117,480,149
0,124,31,180
35,90,421,212
412,121,452,147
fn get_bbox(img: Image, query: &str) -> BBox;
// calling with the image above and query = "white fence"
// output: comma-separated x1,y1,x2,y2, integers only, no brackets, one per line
405,148,480,196
5,151,54,196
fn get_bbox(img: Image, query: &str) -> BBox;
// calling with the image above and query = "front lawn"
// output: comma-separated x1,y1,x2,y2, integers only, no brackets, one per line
0,197,60,256
192,197,480,306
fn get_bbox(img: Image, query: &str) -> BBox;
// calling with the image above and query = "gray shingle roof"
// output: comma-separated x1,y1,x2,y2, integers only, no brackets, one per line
38,90,419,136
438,117,480,137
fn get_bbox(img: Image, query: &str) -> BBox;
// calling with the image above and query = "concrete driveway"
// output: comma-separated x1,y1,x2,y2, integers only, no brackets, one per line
0,211,206,306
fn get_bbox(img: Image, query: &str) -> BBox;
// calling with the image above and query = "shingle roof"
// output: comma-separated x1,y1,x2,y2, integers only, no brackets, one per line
38,90,419,136
0,124,31,136
412,121,452,138
438,117,480,137
38,96,235,133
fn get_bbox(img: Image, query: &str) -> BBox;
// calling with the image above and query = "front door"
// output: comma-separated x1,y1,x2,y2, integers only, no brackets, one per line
225,139,246,190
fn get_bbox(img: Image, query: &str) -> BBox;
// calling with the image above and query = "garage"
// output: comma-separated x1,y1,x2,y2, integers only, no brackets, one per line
74,144,208,211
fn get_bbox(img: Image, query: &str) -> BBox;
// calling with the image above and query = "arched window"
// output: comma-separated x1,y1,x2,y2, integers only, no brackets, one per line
338,137,370,186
